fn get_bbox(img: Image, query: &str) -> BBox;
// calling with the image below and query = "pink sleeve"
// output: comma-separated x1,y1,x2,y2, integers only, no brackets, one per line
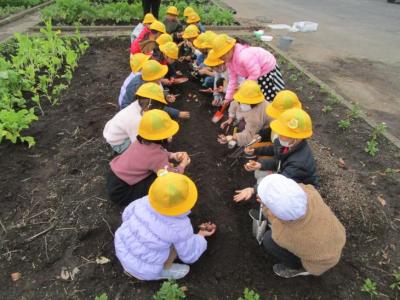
242,48,262,80
225,64,238,101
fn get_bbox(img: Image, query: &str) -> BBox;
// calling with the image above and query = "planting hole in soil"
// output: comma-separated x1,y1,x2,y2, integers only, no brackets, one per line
0,37,400,300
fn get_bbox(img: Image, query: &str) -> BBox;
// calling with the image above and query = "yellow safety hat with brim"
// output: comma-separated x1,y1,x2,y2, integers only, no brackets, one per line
150,20,166,34
149,171,198,216
193,31,216,49
141,60,168,81
160,42,179,60
156,33,173,45
182,24,200,39
266,90,302,119
184,7,195,17
135,82,167,104
138,109,179,140
270,108,313,139
166,6,179,16
212,34,236,59
143,13,156,24
193,33,206,49
186,12,201,24
204,49,224,67
233,80,264,104
130,53,151,73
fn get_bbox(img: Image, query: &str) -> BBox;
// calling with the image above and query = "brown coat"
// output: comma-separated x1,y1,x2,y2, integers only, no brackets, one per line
234,100,270,146
271,184,346,275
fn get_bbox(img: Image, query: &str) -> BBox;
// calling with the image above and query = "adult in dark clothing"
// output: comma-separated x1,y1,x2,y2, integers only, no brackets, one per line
142,0,161,19
233,108,317,202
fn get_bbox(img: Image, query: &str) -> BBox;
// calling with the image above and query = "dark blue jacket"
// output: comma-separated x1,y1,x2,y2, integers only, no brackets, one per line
254,139,318,186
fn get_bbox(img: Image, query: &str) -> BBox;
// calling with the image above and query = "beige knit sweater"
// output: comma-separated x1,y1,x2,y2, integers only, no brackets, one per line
271,184,346,275
234,101,270,146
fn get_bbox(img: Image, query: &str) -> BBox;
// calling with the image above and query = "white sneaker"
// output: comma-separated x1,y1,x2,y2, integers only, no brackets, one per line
158,263,190,280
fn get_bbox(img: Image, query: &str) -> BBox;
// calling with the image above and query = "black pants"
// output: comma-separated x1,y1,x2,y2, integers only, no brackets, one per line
107,169,157,206
263,230,303,269
142,0,161,19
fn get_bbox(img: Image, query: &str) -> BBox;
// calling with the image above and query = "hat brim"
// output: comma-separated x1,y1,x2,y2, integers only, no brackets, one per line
204,58,224,67
135,90,167,104
214,42,235,59
233,92,264,104
130,54,151,73
166,11,178,16
139,119,179,141
142,64,169,81
182,33,198,39
149,176,198,216
270,119,312,139
266,104,281,119
193,38,204,49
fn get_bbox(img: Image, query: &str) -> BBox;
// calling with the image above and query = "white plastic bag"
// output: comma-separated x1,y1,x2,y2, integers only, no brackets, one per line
289,21,319,32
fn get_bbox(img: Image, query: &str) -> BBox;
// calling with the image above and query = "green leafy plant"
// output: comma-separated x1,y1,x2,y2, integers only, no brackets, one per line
237,288,261,300
349,103,361,119
364,123,387,157
365,139,379,157
322,105,332,113
95,293,108,300
338,119,351,130
154,280,186,300
361,278,378,297
390,268,400,291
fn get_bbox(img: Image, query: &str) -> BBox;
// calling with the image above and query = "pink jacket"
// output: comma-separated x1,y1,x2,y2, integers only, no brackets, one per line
225,44,276,100
130,27,151,54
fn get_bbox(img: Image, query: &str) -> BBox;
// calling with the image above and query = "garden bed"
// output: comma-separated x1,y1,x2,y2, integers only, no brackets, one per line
40,0,238,26
0,37,399,299
0,0,49,21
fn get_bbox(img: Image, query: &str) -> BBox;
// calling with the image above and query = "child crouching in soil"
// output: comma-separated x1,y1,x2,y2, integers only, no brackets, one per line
217,80,270,148
107,109,190,206
234,108,317,202
115,171,216,280
130,13,155,43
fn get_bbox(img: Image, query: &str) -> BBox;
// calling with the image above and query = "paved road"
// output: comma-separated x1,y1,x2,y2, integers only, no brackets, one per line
0,11,41,42
226,0,400,138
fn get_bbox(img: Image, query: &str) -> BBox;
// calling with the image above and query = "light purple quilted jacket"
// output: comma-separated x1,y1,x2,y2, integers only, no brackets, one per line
114,196,207,280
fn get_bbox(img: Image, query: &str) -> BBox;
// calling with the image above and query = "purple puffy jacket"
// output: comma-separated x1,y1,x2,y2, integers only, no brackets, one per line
114,196,207,280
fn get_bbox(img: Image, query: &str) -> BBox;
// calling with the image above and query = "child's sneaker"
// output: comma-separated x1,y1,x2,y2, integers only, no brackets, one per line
158,263,190,280
272,264,310,278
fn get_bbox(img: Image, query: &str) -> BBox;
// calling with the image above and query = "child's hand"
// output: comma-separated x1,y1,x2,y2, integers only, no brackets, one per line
161,78,171,85
233,187,255,203
166,94,176,103
217,134,230,144
244,160,261,172
198,222,217,237
244,147,255,155
179,154,191,168
220,118,233,130
179,111,190,119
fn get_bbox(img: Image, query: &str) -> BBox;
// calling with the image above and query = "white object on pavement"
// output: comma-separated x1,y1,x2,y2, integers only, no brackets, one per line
260,35,273,42
289,21,319,32
268,24,292,30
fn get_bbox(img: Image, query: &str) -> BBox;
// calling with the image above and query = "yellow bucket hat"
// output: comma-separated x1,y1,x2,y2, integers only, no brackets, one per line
233,80,264,104
149,171,198,216
129,53,151,73
204,49,224,67
270,108,313,139
150,20,166,34
141,60,168,81
138,109,179,140
166,6,179,16
156,33,173,45
266,90,302,119
186,12,201,24
143,13,156,24
212,34,236,58
135,82,167,104
183,7,195,17
193,31,217,49
182,24,200,39
159,42,179,60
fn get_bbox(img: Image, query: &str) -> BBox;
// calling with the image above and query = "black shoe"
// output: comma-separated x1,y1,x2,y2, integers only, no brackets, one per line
272,264,310,278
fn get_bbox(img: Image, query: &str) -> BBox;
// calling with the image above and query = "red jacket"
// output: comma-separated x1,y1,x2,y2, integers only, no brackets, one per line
130,27,151,54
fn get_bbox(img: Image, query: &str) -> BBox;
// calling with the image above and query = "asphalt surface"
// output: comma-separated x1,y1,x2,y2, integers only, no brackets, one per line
226,0,400,139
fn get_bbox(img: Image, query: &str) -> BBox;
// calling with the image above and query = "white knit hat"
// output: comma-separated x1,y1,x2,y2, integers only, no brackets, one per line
257,174,308,221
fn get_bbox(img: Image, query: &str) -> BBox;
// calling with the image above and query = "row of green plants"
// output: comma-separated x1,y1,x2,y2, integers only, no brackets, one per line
95,281,261,300
0,0,46,19
41,0,235,25
0,20,89,147
361,268,400,299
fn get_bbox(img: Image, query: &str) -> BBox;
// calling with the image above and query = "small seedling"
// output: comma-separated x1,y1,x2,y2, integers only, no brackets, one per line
372,122,388,139
237,288,261,300
384,168,398,175
289,73,299,81
154,280,186,300
287,63,296,71
327,94,341,105
338,119,351,130
95,293,108,300
322,105,332,113
309,95,315,100
361,278,378,297
365,122,388,157
365,140,379,157
349,104,361,119
297,86,303,92
390,268,400,291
